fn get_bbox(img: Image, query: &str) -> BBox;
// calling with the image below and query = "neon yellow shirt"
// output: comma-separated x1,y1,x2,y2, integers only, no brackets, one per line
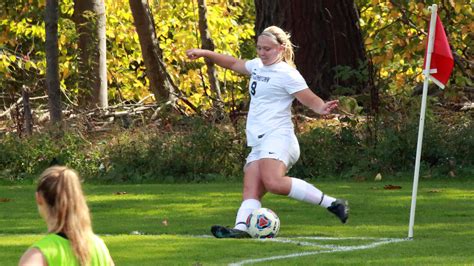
32,233,111,266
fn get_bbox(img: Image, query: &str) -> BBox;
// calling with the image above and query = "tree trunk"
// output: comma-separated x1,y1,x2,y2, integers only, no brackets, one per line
22,86,33,136
129,0,177,103
197,0,224,117
95,0,108,108
45,0,62,123
255,0,373,100
73,0,108,108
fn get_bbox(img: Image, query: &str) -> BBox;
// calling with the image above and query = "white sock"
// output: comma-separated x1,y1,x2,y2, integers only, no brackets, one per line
234,199,261,231
288,177,336,208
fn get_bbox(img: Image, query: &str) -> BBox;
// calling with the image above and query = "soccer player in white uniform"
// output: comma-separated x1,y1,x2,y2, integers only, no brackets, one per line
186,26,349,238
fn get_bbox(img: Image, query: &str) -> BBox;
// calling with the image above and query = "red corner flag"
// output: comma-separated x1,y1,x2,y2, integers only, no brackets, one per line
423,15,454,87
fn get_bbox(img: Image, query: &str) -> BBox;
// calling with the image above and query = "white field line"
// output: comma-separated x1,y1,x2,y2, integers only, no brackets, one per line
228,237,407,266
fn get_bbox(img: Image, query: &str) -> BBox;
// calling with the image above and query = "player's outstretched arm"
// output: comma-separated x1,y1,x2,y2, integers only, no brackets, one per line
186,48,249,75
294,88,339,115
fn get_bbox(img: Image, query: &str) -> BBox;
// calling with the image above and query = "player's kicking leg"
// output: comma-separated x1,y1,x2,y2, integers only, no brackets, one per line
288,177,349,223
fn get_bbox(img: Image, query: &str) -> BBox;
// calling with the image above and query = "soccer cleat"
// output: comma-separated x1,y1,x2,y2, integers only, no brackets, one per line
327,199,349,224
211,225,251,238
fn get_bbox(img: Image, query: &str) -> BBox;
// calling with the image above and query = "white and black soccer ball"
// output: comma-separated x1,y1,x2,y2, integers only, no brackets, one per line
246,208,280,238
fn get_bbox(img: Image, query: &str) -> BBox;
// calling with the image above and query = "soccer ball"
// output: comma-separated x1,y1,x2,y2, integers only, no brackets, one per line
246,208,280,238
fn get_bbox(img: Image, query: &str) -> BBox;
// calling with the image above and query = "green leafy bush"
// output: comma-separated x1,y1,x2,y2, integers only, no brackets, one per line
290,109,474,180
0,132,102,181
105,118,246,182
1,114,472,183
293,126,360,178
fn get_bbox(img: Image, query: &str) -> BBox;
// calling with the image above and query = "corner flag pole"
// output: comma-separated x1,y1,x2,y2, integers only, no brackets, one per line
408,4,438,239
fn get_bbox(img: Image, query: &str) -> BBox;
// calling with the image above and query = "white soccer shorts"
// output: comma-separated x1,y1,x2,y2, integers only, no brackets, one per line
245,129,300,169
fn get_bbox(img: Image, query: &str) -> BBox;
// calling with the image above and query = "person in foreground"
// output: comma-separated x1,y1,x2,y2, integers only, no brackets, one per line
19,166,114,265
187,25,348,238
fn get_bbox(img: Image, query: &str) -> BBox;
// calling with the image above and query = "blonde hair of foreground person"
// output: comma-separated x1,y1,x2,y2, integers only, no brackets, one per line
19,166,114,266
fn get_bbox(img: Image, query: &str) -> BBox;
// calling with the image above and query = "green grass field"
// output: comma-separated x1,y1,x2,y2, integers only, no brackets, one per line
1,179,473,265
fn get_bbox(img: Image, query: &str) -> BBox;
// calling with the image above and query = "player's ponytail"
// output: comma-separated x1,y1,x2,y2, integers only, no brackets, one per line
37,166,93,265
259,26,296,68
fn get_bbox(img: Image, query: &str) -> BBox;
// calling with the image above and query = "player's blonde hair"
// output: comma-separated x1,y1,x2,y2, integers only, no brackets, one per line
259,26,295,67
37,166,93,265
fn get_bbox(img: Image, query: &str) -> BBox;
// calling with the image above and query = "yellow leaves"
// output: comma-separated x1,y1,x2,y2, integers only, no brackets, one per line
24,60,38,71
408,28,418,37
59,34,67,47
60,0,74,16
364,37,374,46
359,1,472,94
60,62,70,80
421,8,430,17
380,69,389,78
189,93,203,106
0,54,10,72
447,0,464,13
414,67,424,83
453,3,463,14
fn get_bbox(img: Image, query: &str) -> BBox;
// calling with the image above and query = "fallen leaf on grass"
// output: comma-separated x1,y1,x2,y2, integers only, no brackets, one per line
384,184,402,190
0,198,12,202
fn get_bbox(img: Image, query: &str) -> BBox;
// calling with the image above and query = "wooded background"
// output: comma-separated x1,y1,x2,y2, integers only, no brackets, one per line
1,0,472,129
0,0,472,181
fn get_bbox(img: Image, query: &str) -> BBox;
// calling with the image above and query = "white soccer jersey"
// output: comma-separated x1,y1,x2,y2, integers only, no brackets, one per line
244,58,308,146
